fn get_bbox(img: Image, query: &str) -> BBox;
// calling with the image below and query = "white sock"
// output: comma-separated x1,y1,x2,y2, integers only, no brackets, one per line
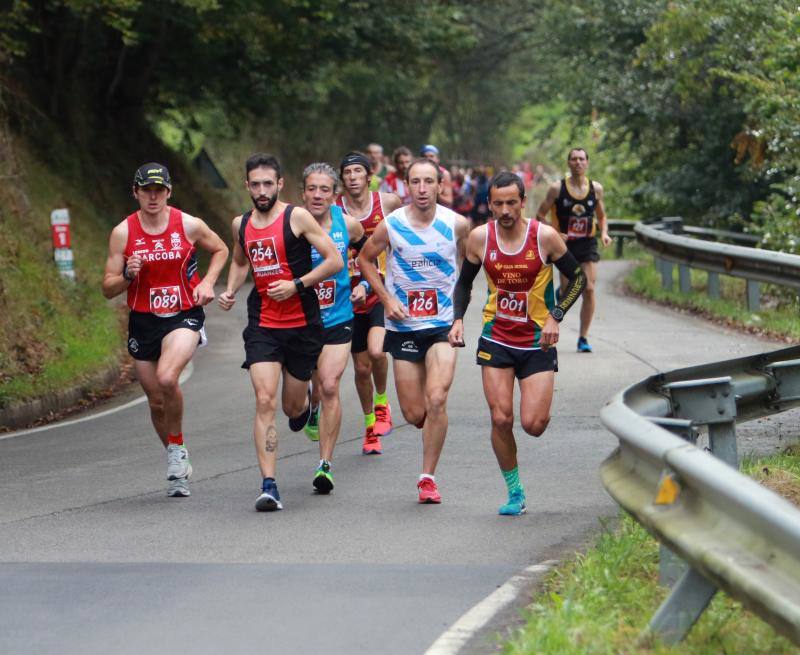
419,473,435,482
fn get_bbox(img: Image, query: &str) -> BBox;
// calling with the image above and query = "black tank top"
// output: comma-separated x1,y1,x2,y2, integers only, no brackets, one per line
554,179,597,240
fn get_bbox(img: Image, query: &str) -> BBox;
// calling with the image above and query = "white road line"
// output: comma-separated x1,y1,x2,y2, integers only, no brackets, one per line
0,363,194,441
424,559,559,655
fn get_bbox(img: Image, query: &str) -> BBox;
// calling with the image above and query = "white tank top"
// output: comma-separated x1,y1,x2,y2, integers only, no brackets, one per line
384,204,459,332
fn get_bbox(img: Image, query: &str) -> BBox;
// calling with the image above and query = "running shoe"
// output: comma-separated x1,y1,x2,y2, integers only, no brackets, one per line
304,405,320,442
577,337,593,353
499,488,527,516
313,460,334,494
167,477,191,498
166,444,192,480
361,426,382,455
255,479,283,511
373,403,393,436
288,386,312,432
417,477,441,504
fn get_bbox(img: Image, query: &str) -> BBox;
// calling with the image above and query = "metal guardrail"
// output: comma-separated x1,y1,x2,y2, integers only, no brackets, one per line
600,345,800,645
635,220,800,310
607,218,759,258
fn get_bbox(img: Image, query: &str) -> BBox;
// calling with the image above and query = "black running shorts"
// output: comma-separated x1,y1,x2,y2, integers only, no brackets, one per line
351,302,384,354
384,326,450,362
567,236,599,263
127,307,205,362
322,319,354,346
475,337,558,379
242,323,323,381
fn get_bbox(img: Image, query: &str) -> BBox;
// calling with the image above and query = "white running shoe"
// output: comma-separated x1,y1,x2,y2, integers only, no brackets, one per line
167,477,191,497
166,444,192,480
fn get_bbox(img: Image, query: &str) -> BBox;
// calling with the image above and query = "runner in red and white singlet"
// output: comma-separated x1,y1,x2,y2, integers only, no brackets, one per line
102,162,228,498
380,146,412,206
449,172,586,516
336,151,402,454
218,153,342,512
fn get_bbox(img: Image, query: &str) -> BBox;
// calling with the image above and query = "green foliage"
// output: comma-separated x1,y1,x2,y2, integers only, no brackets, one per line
625,257,800,340
522,0,799,241
503,512,799,654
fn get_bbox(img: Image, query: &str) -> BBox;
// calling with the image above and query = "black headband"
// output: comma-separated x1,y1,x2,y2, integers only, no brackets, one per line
339,153,371,177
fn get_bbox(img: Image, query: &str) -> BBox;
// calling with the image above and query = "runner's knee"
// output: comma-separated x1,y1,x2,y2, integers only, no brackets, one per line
319,375,340,401
522,414,550,437
401,406,426,426
353,357,372,379
426,389,448,416
367,345,385,363
255,389,277,413
156,370,180,391
490,407,514,433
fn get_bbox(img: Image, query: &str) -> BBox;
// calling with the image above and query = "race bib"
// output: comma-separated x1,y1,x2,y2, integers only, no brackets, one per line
150,285,180,316
567,216,590,239
407,289,439,320
316,280,336,310
496,289,528,323
247,237,280,273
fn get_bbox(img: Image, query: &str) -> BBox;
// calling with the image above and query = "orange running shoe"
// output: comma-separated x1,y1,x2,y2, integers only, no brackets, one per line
361,426,382,455
417,477,441,504
373,403,393,436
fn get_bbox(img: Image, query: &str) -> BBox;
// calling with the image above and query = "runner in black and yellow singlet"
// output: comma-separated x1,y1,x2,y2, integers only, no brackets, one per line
450,172,586,516
536,148,611,353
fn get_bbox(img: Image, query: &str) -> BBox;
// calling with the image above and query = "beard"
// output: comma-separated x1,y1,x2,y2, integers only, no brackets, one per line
251,192,278,213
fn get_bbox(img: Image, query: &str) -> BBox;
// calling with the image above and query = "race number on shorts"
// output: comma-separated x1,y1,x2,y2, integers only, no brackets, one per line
316,280,336,309
247,237,280,273
407,289,439,320
496,289,528,323
567,216,590,239
150,285,180,316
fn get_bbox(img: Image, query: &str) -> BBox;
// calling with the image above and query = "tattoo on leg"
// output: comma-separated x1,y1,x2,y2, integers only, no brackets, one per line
265,425,278,453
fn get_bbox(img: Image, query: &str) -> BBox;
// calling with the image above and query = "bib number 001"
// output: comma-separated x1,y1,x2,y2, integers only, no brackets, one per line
496,289,528,322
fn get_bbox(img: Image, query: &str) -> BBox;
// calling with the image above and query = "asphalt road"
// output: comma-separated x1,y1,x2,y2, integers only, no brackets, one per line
0,260,784,654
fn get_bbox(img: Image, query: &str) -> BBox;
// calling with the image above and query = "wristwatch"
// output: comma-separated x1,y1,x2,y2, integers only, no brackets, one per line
293,278,305,293
550,307,565,322
122,264,134,282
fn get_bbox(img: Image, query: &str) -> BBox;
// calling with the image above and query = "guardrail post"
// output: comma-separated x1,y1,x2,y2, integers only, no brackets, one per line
615,236,624,259
659,259,673,291
764,359,800,405
707,271,720,299
664,376,738,467
679,265,691,294
647,568,718,645
746,280,760,312
648,418,698,586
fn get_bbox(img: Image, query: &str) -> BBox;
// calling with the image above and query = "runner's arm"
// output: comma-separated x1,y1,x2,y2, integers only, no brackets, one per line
535,182,560,224
218,216,249,310
449,227,485,347
540,224,586,318
358,221,407,321
345,214,366,251
102,222,133,299
265,207,342,301
594,182,612,247
184,214,229,305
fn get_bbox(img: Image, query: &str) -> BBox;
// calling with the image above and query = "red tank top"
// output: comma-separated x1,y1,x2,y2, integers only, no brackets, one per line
336,191,385,314
125,207,198,315
481,219,554,349
240,205,319,329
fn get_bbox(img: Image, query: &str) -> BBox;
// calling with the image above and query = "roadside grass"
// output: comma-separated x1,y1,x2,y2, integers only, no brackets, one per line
0,138,124,408
624,255,800,341
503,449,800,654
